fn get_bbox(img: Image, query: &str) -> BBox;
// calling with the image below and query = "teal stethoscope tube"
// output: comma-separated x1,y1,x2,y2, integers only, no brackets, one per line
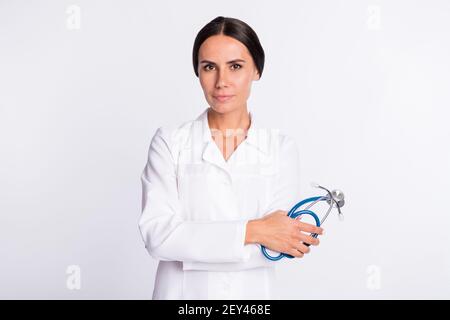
260,196,325,261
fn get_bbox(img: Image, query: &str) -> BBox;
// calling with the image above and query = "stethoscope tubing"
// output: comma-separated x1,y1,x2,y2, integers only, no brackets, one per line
260,196,328,261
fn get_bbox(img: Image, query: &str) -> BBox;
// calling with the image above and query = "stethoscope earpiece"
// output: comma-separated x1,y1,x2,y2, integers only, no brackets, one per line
261,182,345,261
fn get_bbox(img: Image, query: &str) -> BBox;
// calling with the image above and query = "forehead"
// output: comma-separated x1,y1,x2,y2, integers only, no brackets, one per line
198,35,251,60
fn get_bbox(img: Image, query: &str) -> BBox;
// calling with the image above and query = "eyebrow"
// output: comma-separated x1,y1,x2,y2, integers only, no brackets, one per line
199,59,246,65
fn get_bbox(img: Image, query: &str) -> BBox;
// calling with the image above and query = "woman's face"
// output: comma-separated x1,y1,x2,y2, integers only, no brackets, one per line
197,34,260,114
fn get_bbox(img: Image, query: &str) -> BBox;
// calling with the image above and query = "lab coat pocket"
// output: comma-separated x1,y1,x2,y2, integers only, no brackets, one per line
232,164,277,219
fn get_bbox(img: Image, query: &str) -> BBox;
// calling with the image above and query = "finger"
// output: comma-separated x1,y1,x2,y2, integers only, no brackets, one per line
288,248,304,258
294,242,311,254
299,234,320,246
296,221,323,234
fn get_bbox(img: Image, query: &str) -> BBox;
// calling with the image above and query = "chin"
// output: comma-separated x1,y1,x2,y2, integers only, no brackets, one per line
209,102,239,115
210,105,230,114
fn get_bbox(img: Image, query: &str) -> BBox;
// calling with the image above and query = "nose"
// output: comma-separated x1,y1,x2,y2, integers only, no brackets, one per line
215,68,229,88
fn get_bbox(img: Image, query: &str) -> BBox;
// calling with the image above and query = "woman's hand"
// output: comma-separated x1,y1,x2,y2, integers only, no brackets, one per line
245,210,324,258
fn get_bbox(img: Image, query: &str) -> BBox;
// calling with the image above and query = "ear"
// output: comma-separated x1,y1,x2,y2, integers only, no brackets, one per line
253,68,260,81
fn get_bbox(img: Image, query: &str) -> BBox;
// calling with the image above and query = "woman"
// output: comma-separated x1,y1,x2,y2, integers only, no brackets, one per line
139,16,323,300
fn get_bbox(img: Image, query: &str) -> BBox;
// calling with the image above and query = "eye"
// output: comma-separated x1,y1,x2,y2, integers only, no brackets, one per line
231,64,242,70
203,64,215,71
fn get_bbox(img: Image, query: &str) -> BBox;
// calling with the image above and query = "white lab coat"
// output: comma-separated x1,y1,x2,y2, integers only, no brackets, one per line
139,107,300,299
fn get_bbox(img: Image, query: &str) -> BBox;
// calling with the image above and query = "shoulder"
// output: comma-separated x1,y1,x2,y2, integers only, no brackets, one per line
271,129,299,155
154,116,197,145
147,116,197,161
270,131,300,174
278,131,298,147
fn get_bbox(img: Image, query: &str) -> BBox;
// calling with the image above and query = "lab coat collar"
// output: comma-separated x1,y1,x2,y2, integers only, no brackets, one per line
196,107,270,156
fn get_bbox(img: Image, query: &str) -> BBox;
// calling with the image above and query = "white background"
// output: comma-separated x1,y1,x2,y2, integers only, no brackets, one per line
0,0,449,299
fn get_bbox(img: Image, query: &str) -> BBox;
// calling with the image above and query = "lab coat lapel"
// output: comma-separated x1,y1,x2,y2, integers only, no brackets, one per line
196,107,272,174
202,140,229,173
197,108,231,176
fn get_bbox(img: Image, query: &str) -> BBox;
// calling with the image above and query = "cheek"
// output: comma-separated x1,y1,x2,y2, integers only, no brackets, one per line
199,74,213,92
234,72,253,94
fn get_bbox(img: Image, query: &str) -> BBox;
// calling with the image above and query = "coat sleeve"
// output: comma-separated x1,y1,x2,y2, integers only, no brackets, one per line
182,133,302,271
138,127,252,263
237,134,301,265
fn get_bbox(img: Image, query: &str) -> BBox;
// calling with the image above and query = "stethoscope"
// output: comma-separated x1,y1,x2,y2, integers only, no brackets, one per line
261,182,345,261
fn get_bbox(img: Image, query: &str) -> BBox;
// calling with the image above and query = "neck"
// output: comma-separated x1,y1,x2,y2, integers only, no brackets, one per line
207,107,251,137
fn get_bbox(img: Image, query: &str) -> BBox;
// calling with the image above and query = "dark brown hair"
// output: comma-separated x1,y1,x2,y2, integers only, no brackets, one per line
192,16,265,78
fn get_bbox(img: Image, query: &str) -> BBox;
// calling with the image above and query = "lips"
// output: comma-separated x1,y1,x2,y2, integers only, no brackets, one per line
213,95,234,102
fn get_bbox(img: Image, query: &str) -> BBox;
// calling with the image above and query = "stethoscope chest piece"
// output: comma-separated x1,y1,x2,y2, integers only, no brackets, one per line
261,182,345,261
